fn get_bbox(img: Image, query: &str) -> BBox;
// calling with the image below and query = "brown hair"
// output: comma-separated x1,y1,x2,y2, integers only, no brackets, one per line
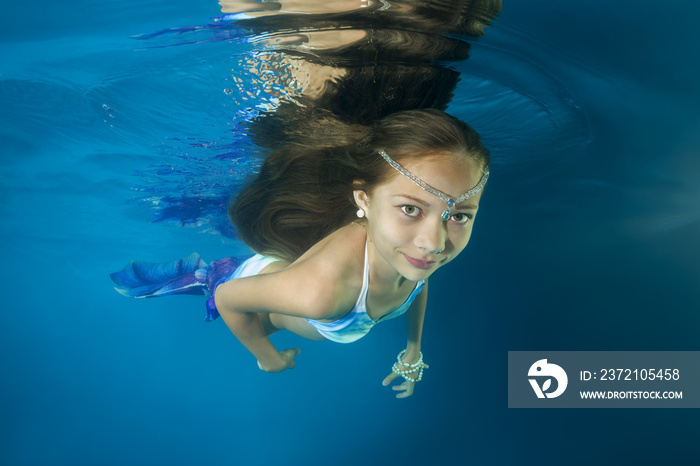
230,109,489,261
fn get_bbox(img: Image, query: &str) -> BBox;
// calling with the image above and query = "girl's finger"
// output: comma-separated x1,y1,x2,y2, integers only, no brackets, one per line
392,381,410,391
395,383,414,398
382,372,399,386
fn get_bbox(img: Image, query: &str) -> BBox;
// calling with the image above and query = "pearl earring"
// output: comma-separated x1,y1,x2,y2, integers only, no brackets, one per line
356,209,365,218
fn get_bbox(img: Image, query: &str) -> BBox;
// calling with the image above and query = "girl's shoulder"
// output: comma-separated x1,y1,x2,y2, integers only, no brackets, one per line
284,222,367,312
293,222,366,277
216,223,367,320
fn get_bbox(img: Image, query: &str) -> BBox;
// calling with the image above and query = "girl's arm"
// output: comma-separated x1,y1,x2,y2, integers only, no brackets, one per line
213,257,349,372
382,281,429,398
215,285,289,372
404,281,428,362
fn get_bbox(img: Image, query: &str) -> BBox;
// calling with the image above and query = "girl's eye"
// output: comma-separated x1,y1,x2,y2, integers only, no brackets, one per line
450,213,472,224
401,205,421,217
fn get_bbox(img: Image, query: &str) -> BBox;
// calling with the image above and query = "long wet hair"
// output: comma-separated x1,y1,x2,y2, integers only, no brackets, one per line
230,109,490,261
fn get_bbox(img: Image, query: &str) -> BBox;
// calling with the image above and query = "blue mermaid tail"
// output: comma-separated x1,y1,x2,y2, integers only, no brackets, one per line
110,253,250,322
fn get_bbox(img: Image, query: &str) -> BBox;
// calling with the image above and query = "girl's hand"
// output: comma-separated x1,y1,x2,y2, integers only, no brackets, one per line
382,372,415,398
257,348,301,373
382,362,429,399
382,350,429,398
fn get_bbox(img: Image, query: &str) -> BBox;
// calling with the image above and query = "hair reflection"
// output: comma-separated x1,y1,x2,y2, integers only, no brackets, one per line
222,0,501,140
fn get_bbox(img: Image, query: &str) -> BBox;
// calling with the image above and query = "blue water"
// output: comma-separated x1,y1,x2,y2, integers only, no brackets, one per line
2,1,700,465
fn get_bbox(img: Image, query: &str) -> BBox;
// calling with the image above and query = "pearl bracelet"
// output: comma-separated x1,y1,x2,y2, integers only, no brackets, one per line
397,349,424,368
391,350,428,382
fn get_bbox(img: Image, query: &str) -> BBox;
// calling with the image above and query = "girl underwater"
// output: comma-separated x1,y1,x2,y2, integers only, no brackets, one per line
111,109,490,398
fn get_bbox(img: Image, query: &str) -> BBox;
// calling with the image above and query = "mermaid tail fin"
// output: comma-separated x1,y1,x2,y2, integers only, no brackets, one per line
111,253,250,321
110,253,208,298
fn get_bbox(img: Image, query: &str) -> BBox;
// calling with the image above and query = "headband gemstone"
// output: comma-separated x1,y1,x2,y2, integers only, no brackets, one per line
378,149,489,221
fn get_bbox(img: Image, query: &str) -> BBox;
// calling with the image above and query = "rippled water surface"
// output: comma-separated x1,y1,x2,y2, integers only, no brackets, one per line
2,1,700,465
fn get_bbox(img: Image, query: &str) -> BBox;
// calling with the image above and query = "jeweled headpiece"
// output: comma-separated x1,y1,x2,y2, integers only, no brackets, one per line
378,149,489,221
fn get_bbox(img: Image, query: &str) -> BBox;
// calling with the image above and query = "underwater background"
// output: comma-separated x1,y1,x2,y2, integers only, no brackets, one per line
2,0,699,465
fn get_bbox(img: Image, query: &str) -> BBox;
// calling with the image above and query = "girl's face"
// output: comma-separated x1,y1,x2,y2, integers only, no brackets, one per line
354,153,484,282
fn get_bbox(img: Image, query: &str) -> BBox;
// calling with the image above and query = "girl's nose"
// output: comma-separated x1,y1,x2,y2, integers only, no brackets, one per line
416,219,446,255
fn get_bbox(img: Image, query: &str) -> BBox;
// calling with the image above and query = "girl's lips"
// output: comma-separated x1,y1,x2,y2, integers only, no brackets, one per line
404,254,436,270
